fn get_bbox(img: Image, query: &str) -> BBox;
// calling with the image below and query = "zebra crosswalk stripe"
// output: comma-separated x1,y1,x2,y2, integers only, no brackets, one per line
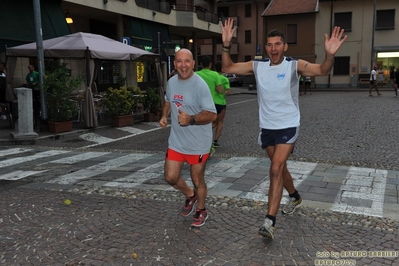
47,153,152,185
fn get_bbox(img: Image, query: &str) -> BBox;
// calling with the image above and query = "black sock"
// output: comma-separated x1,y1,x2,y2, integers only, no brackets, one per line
289,190,300,201
266,214,276,227
213,140,218,144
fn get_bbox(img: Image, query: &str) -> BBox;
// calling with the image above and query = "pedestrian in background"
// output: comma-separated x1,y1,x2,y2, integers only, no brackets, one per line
394,66,399,98
299,75,303,96
389,66,396,96
159,48,217,227
211,61,231,152
377,66,384,87
221,18,347,240
369,65,381,96
196,56,223,152
304,76,312,95
25,64,41,124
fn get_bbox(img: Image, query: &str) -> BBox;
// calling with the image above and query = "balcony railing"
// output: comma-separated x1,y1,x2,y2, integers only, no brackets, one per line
136,0,220,24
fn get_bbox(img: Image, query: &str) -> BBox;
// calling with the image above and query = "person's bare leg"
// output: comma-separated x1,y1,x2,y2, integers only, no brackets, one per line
266,144,294,216
214,109,226,143
164,159,194,197
190,161,208,209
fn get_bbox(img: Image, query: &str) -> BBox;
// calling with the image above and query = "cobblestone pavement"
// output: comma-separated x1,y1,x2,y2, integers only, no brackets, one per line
0,90,399,265
1,186,398,265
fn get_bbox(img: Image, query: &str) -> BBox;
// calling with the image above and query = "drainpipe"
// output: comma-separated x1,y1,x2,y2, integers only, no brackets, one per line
370,0,376,70
327,0,333,89
254,0,258,56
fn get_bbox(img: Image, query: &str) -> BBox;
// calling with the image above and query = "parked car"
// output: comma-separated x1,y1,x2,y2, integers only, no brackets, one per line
224,73,243,87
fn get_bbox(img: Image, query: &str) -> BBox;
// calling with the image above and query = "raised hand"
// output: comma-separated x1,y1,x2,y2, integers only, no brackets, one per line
220,18,236,45
324,26,347,56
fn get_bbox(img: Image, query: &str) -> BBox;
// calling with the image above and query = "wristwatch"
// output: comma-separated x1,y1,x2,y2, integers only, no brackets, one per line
189,116,195,125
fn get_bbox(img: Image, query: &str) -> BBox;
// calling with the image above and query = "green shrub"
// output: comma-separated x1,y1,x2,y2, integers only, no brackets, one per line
43,63,84,122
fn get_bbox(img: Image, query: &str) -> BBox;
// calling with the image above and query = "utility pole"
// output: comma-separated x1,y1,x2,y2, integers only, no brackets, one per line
32,0,47,120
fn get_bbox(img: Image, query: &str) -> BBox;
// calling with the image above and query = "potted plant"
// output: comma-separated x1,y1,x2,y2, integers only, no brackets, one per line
142,87,162,122
43,63,84,133
103,86,142,127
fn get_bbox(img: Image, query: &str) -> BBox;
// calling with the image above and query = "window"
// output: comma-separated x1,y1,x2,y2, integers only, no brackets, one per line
218,6,229,17
245,30,251,44
334,12,352,32
376,9,395,30
245,4,251,17
286,24,297,45
333,56,350,75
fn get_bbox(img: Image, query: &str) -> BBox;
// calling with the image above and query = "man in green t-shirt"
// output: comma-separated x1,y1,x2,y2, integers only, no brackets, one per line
196,56,224,150
212,61,230,149
26,64,40,91
25,64,40,122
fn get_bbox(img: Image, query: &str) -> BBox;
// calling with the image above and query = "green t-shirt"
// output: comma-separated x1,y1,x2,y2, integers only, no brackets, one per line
213,74,230,105
26,71,40,90
196,69,222,104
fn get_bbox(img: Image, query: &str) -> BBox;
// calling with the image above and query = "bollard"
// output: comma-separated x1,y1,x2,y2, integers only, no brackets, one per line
10,88,38,139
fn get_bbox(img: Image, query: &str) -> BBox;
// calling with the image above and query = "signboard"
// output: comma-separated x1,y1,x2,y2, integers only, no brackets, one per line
120,37,130,45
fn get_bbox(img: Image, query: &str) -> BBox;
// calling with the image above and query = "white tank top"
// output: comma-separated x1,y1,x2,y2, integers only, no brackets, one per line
253,57,300,129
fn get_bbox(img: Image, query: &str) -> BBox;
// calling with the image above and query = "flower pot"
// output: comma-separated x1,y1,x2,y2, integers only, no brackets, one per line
48,121,73,134
143,112,160,122
111,114,134,127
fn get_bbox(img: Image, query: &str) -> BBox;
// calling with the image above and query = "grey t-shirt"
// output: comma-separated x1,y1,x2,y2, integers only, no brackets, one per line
165,73,216,154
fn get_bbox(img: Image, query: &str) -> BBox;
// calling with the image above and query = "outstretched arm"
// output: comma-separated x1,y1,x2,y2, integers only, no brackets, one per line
220,18,253,75
298,26,347,76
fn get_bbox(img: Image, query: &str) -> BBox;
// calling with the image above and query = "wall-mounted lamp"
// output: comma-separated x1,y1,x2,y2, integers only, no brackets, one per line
152,11,156,16
65,11,73,24
103,0,108,4
189,39,193,43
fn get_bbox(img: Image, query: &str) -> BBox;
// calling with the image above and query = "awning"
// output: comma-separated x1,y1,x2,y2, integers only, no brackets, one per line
0,0,70,53
126,17,171,49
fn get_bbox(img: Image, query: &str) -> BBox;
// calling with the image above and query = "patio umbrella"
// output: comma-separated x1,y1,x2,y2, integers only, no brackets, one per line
6,32,158,128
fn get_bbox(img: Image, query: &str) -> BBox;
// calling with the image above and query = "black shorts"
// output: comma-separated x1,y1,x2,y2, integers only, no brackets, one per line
258,127,299,149
215,104,226,114
370,80,376,85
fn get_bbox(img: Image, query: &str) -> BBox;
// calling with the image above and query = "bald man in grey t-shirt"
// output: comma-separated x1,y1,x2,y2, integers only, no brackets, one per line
160,48,216,227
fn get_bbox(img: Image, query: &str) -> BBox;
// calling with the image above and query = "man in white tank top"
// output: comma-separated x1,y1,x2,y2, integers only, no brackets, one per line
221,18,347,240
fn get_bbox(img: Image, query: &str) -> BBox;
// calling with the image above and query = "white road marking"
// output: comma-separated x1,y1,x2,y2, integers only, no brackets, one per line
0,148,33,158
0,170,48,181
227,98,257,107
104,161,165,187
330,166,387,217
80,124,169,148
47,153,152,184
42,151,110,165
0,150,70,168
80,133,113,144
243,160,318,204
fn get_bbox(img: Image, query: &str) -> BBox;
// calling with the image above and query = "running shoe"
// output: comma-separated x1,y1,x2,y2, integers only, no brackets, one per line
258,217,274,239
212,142,220,148
281,197,303,215
191,209,208,227
180,195,197,217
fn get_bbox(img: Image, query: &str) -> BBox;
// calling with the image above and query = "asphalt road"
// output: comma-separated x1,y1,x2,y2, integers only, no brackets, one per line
34,90,399,170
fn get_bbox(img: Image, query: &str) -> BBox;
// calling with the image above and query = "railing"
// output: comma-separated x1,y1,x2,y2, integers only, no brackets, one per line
135,0,221,25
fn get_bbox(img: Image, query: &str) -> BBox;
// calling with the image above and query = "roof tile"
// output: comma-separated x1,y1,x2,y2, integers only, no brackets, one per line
263,0,319,16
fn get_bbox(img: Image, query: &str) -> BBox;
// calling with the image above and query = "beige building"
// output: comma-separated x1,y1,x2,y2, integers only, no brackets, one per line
1,0,398,89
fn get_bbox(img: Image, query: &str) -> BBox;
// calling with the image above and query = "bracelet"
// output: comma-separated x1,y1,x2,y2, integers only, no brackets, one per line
222,43,231,49
222,48,230,53
189,115,196,125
